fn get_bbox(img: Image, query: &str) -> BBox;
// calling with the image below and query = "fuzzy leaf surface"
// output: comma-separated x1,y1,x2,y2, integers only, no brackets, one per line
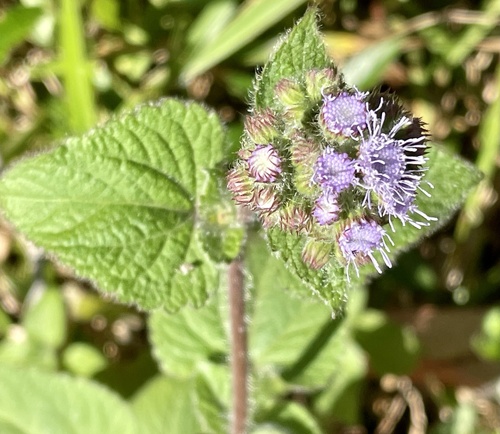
253,8,330,110
0,99,225,311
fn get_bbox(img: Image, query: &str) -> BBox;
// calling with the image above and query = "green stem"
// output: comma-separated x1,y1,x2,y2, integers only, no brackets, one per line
228,257,248,434
59,0,96,133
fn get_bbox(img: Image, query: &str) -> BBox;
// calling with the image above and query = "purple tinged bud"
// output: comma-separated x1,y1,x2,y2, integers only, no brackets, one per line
245,109,279,144
320,91,368,136
251,185,281,214
248,144,282,182
227,165,254,205
279,204,311,234
301,239,332,270
290,134,320,166
312,148,356,193
338,219,392,276
313,191,340,225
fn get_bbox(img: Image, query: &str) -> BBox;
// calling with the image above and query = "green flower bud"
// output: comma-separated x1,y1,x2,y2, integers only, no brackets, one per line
244,109,279,144
301,238,332,270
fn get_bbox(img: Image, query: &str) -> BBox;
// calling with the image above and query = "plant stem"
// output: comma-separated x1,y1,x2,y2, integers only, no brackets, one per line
228,257,247,434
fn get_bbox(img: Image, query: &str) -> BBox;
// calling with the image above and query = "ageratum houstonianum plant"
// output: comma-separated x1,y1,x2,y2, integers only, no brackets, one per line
0,8,482,434
228,67,436,276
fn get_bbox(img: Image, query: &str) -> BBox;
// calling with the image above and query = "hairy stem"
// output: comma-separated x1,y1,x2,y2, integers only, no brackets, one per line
228,257,247,434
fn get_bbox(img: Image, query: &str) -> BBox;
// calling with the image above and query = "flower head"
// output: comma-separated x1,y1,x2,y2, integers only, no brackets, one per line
313,191,340,225
312,149,356,193
357,110,430,227
248,144,282,182
337,219,392,276
321,91,368,136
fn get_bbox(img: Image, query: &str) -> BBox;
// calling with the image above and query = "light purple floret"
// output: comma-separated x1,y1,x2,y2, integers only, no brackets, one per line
338,219,392,276
313,192,340,225
357,114,434,229
312,148,356,193
248,144,282,182
321,91,368,136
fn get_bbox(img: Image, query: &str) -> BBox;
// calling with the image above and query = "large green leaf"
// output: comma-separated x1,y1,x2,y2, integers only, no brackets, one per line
149,286,228,377
0,99,225,311
0,366,137,434
253,7,330,110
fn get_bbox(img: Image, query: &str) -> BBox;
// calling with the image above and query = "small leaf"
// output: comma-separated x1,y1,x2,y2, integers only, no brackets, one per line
254,402,323,434
62,342,108,377
131,375,201,434
23,287,66,349
149,288,228,377
0,99,225,311
253,8,330,110
0,366,138,434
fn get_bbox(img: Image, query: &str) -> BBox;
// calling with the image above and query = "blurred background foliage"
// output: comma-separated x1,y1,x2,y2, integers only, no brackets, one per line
0,0,499,433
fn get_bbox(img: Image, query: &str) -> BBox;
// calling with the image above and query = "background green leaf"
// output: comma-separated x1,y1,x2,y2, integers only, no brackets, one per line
0,99,225,311
0,366,138,434
181,0,308,82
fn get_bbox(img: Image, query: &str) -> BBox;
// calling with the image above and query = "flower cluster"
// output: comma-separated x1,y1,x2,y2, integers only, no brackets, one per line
228,67,433,276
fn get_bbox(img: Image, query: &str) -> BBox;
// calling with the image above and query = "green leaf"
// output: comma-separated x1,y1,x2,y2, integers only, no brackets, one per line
253,7,330,110
0,6,43,65
0,366,138,434
253,402,323,434
195,363,230,433
266,229,352,312
342,37,403,90
149,287,228,377
247,234,334,369
23,287,66,349
354,311,420,375
0,99,225,311
131,375,201,434
313,339,366,426
62,342,108,377
181,0,308,82
387,146,482,257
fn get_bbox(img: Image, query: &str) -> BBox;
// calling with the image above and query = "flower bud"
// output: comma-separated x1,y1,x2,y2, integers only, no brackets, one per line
227,165,254,205
245,109,279,144
275,78,307,122
301,238,332,270
304,68,338,102
247,144,282,183
251,185,281,214
279,203,311,234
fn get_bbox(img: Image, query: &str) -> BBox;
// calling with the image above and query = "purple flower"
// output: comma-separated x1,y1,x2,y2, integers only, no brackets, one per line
313,192,340,225
321,91,368,136
357,113,431,227
312,148,356,193
338,219,392,276
248,144,282,182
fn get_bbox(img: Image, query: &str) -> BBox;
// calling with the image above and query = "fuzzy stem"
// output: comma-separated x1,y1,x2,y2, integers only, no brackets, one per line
228,257,247,434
